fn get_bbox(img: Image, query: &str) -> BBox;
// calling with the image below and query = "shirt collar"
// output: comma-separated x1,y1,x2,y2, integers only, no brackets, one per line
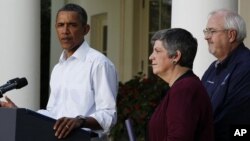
214,43,245,70
59,41,90,63
172,70,194,86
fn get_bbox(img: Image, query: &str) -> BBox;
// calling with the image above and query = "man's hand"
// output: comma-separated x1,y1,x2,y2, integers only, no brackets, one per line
0,96,17,108
53,117,82,139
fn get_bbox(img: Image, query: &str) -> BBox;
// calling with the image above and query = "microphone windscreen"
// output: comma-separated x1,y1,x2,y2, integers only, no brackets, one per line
16,77,28,89
7,78,19,83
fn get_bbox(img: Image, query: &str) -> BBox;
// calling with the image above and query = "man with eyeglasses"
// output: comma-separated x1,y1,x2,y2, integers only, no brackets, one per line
201,9,250,141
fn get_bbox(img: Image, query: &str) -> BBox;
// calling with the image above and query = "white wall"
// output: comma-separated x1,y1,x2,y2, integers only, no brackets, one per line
75,0,121,77
0,0,40,110
239,0,250,47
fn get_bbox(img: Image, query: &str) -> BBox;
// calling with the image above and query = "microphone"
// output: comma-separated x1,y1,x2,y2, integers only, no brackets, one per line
0,77,28,97
0,78,20,89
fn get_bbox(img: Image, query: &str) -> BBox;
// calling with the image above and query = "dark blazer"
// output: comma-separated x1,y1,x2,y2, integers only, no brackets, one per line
202,43,250,141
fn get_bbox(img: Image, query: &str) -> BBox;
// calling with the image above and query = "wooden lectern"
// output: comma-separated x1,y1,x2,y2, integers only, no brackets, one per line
0,108,93,141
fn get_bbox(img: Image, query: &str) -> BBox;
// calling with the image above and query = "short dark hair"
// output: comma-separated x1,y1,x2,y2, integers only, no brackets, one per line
151,28,198,69
57,3,88,25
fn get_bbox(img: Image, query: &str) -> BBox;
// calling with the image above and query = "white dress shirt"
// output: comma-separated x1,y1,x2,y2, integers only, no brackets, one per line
38,41,118,134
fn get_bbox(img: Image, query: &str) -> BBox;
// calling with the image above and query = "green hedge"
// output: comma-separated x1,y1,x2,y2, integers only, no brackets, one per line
110,72,169,141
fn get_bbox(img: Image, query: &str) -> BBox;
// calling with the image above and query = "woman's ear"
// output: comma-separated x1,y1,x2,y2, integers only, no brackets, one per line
173,50,181,63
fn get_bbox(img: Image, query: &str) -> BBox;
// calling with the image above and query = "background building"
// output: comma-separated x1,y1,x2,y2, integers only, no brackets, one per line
0,0,249,111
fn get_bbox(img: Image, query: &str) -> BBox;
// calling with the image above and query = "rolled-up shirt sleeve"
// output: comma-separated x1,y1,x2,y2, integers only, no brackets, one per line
90,60,118,133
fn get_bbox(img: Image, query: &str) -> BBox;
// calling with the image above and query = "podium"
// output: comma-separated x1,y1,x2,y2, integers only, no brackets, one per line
0,108,94,141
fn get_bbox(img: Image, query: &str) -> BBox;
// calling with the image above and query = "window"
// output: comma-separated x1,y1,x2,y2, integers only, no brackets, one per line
132,0,171,76
148,0,171,76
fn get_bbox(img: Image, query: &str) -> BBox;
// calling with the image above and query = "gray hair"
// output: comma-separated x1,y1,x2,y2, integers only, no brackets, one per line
209,9,247,42
151,28,197,69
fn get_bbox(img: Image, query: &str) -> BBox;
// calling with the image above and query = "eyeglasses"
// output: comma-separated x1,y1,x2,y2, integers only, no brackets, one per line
203,28,228,37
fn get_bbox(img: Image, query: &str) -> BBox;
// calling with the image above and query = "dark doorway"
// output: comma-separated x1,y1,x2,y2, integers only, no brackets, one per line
40,0,51,109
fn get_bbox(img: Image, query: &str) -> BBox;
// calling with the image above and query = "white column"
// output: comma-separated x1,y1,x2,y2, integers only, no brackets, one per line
171,0,237,78
0,0,40,110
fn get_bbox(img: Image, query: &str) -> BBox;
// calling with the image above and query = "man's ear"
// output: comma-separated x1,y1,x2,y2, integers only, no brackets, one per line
228,29,237,43
83,24,90,35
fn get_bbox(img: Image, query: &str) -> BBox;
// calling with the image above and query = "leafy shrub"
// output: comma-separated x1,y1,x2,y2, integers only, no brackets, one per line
110,72,169,141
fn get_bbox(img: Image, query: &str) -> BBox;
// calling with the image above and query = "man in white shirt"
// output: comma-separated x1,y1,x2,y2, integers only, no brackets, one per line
0,3,118,140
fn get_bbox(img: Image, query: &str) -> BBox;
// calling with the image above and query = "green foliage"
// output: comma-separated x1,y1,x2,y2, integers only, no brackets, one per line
110,72,169,141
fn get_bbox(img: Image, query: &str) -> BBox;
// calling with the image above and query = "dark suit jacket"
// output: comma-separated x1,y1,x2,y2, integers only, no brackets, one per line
202,43,250,141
